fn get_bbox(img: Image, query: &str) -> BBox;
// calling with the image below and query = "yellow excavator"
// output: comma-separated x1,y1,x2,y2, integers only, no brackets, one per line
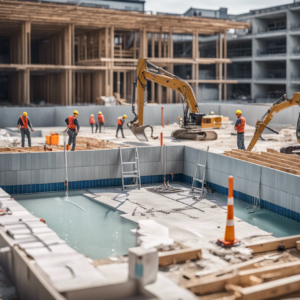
247,92,300,152
127,58,222,142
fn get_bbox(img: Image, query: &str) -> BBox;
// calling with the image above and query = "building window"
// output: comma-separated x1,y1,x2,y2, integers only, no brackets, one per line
125,6,131,10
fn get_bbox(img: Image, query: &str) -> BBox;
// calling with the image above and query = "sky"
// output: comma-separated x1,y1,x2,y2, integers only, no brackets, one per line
145,0,294,15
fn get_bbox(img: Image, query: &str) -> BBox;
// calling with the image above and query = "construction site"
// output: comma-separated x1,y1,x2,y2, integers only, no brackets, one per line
2,1,300,300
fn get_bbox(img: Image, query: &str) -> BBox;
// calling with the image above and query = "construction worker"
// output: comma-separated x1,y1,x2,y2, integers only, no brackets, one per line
18,112,34,147
89,114,95,133
116,115,127,138
234,110,246,150
97,111,105,133
65,110,80,151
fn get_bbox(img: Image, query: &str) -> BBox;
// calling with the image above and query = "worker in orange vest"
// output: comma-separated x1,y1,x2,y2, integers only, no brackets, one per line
116,115,127,138
96,111,105,133
18,112,34,147
89,114,95,133
234,110,246,150
65,110,80,151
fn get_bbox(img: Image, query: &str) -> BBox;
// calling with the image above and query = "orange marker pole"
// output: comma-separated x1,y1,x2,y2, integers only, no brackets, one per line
161,107,164,128
160,132,163,146
217,176,240,247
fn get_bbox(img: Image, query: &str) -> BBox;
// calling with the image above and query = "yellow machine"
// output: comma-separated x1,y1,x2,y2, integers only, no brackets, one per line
247,92,300,152
127,58,222,142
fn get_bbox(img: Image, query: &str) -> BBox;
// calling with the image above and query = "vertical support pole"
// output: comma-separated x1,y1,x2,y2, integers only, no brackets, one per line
123,71,127,100
110,26,114,96
161,107,164,128
224,30,227,101
158,30,162,103
218,32,223,102
105,27,109,96
160,132,163,146
134,30,137,59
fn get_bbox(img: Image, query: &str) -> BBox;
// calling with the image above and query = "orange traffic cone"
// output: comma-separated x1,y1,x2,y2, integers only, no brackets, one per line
217,176,240,247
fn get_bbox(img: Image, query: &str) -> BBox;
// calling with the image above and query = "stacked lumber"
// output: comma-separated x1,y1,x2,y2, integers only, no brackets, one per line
185,235,300,300
224,149,300,176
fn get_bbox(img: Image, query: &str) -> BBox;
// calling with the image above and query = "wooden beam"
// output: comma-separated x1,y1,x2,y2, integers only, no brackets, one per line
246,234,300,253
223,30,227,101
218,32,223,102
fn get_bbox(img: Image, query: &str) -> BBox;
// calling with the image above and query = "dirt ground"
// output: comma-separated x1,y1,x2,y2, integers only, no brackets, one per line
0,121,298,153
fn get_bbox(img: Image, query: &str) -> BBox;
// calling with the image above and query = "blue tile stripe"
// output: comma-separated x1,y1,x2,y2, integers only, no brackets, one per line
1,174,183,196
2,172,299,223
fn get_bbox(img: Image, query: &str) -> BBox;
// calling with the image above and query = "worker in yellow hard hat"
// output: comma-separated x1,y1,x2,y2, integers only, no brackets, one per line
18,112,34,147
96,111,105,133
116,115,127,138
65,110,80,151
234,110,246,150
89,114,95,133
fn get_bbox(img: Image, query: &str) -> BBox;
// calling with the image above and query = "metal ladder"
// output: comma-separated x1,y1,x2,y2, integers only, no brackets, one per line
119,146,141,190
191,146,209,198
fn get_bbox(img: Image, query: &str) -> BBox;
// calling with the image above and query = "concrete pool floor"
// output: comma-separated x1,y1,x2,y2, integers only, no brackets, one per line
87,183,276,283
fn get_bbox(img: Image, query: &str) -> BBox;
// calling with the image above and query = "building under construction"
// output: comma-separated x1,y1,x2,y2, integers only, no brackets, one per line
0,0,249,106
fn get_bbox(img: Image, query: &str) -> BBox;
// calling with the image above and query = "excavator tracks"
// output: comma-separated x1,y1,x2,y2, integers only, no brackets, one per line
171,129,218,141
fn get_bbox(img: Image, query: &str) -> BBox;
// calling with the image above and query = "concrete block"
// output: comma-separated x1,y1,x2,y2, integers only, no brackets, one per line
74,152,82,167
107,149,118,165
4,154,12,172
20,153,32,171
43,169,52,184
68,168,76,181
31,153,40,170
98,150,106,166
0,155,6,171
11,154,21,171
6,171,17,186
166,146,176,161
31,170,41,184
93,150,100,166
176,145,184,162
50,152,57,169
39,153,49,169
56,153,64,169
67,151,75,168
98,166,109,179
94,166,99,180
143,147,155,163
110,164,120,178
56,169,65,183
89,151,96,167
51,169,59,183
0,172,5,186
39,170,45,184
17,170,31,185
83,151,92,167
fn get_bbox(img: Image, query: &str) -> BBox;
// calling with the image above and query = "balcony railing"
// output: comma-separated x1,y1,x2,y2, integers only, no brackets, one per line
256,71,286,80
227,71,252,79
290,23,300,31
257,24,286,34
292,47,300,55
228,49,252,58
257,46,286,56
291,73,300,81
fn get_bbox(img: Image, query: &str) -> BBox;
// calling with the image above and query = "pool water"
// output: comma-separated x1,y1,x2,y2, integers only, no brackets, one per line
206,192,300,238
14,191,136,259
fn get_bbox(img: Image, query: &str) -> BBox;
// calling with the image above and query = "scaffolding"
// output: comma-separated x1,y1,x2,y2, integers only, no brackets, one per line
0,0,250,105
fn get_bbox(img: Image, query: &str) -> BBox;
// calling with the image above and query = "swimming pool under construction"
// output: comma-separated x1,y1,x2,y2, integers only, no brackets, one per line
1,145,300,300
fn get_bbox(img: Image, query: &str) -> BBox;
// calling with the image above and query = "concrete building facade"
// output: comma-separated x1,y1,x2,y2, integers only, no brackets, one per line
187,2,300,102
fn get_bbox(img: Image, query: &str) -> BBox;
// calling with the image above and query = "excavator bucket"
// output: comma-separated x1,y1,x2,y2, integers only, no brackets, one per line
127,113,158,142
130,124,157,142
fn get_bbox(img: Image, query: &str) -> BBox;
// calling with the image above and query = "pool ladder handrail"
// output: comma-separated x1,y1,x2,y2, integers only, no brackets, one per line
119,146,141,190
191,146,209,199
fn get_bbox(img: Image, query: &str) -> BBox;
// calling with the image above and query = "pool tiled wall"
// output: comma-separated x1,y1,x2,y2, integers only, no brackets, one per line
1,145,300,222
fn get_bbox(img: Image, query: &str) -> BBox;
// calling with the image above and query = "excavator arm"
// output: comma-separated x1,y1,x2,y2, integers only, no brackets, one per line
247,92,300,151
127,58,199,141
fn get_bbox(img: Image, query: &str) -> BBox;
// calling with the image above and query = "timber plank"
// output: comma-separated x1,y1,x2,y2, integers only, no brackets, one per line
246,234,300,253
158,247,202,267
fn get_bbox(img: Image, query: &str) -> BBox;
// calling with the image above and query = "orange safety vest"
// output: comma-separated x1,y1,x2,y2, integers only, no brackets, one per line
89,116,95,124
68,116,76,130
98,114,105,124
237,116,246,133
117,117,123,126
20,116,28,129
